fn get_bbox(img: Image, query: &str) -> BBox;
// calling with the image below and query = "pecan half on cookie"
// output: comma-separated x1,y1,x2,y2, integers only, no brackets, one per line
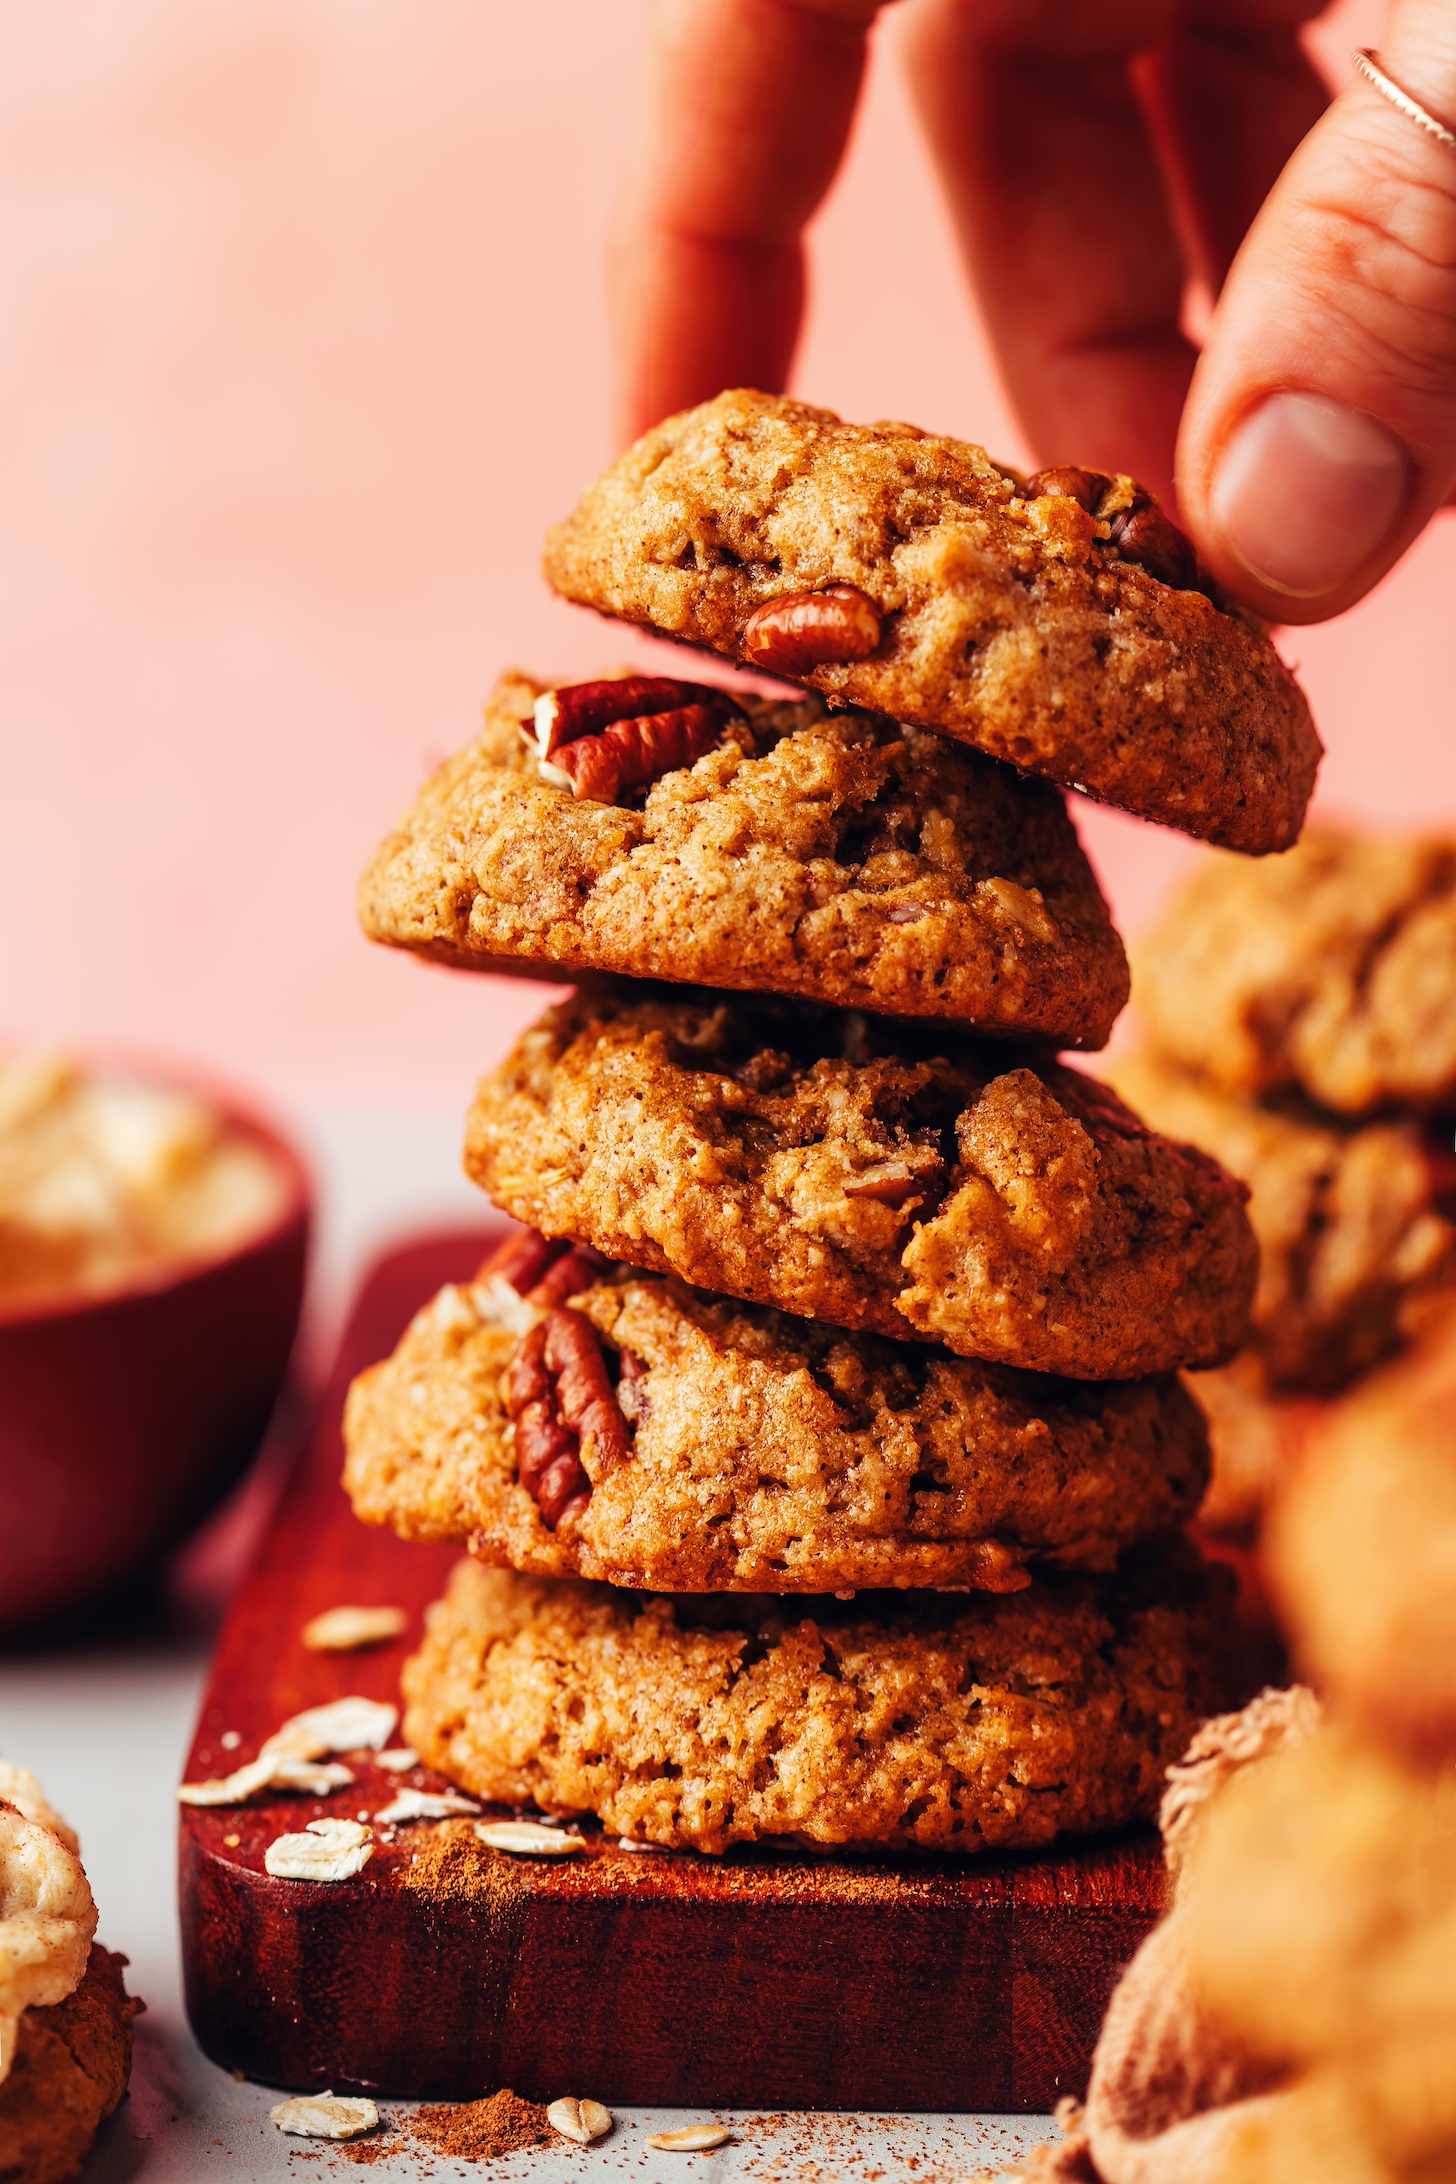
342,1246,1210,1594
531,674,740,804
359,671,1130,1051
463,982,1257,1381
473,1230,634,1531
543,390,1321,855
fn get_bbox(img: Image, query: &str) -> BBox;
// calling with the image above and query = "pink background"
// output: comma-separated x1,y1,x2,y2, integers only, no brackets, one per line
2,0,1450,1120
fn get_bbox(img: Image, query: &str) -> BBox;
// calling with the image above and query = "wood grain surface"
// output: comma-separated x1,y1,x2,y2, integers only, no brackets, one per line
179,1230,1169,2112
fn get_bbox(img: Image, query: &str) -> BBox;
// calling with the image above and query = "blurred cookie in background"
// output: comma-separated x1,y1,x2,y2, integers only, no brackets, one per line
1109,836,1456,1535
1131,831,1456,1117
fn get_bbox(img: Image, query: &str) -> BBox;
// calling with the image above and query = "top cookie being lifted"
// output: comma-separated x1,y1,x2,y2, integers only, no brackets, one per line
545,391,1321,856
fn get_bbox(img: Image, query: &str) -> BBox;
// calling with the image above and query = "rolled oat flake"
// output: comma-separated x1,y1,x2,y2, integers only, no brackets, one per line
269,2093,379,2140
647,2124,732,2151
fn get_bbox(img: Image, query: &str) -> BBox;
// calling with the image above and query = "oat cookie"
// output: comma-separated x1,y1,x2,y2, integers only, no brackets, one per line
464,984,1255,1380
543,391,1320,855
1133,831,1456,1115
1181,1354,1327,1536
343,1259,1210,1594
359,672,1129,1049
0,1947,138,2184
1114,1050,1456,1394
402,1551,1239,1855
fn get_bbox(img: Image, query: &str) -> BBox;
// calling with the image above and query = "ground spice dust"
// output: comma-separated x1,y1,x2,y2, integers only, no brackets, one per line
412,2090,552,2160
337,2088,551,2165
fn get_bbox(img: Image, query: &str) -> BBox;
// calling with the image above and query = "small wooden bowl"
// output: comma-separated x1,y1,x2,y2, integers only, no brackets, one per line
0,1081,310,1632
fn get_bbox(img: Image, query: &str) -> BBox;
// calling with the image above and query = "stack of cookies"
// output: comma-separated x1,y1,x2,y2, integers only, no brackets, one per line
1112,831,1456,1531
343,390,1319,1858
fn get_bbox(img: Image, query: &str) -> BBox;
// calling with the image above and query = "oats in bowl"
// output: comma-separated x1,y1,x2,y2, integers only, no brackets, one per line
0,1051,291,1308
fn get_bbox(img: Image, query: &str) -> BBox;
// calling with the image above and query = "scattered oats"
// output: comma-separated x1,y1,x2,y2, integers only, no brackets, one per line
178,1698,397,1807
220,1731,242,1752
262,1696,398,1761
223,1834,241,1849
269,2093,379,2140
474,1821,587,1857
176,1752,354,1808
301,1606,408,1653
646,2126,731,2151
374,1790,481,1825
271,1759,354,1795
177,1756,276,1807
617,1838,670,1854
264,1819,373,1882
375,1747,418,1774
547,2097,613,2145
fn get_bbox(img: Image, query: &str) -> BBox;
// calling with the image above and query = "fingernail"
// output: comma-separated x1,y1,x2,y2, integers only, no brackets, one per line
1211,393,1408,597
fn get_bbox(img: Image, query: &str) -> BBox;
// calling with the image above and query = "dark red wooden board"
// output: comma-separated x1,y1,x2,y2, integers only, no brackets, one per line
179,1230,1167,2112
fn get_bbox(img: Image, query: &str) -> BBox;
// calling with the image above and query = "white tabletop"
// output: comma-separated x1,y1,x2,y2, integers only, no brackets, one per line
0,1103,1061,2181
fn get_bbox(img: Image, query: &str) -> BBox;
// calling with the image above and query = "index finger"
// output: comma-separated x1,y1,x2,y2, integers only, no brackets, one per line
899,0,1329,506
610,0,887,446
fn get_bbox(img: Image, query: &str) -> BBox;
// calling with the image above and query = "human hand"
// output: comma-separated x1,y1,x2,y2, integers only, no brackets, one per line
610,0,1456,623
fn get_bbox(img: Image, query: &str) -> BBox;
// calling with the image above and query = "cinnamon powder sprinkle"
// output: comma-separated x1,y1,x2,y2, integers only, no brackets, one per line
410,2089,552,2160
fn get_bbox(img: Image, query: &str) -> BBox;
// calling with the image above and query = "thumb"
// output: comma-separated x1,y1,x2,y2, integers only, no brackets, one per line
1177,0,1456,623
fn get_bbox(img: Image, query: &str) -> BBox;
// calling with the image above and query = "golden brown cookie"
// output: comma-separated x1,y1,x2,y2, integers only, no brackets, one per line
342,1256,1210,1594
1113,1050,1456,1394
1182,1354,1328,1537
402,1550,1240,1855
1265,1296,1456,1762
464,983,1256,1380
543,391,1320,855
358,672,1130,1050
0,1947,139,2184
1132,831,1456,1115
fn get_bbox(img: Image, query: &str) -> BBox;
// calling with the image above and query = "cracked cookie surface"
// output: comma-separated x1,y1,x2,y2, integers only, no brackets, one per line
543,390,1320,855
1113,1050,1456,1395
403,1551,1239,1855
1133,832,1456,1115
343,1264,1209,1594
464,983,1256,1380
0,1948,138,2184
359,673,1129,1050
